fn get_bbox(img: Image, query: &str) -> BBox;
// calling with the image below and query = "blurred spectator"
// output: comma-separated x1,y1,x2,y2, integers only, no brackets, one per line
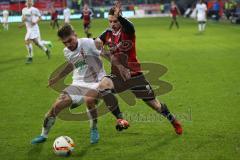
213,0,220,20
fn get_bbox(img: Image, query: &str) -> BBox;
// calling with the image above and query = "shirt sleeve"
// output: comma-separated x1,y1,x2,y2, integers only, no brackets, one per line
87,39,101,56
63,48,71,62
118,16,135,34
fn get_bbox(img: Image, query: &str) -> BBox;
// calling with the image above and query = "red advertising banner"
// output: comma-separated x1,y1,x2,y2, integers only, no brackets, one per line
0,0,66,11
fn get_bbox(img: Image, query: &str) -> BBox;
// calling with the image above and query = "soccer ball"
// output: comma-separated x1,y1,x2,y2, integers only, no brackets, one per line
53,136,75,156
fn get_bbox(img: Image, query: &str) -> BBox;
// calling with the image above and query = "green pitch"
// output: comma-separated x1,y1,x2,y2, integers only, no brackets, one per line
0,17,240,160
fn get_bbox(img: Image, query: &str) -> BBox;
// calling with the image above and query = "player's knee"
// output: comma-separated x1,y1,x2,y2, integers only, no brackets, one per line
57,92,71,103
98,78,113,91
33,39,40,46
25,40,30,45
84,97,96,108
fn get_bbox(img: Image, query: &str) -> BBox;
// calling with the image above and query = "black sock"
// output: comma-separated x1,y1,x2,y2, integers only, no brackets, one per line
100,89,123,119
176,22,179,28
160,103,175,122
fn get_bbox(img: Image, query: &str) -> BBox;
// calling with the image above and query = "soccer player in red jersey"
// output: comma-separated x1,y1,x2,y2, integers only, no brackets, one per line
50,8,59,29
81,4,93,38
96,1,183,134
169,1,181,29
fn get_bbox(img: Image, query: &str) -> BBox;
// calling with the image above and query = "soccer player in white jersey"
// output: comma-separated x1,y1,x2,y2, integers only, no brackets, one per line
196,0,208,32
63,7,71,24
2,10,9,30
22,0,52,64
31,24,107,145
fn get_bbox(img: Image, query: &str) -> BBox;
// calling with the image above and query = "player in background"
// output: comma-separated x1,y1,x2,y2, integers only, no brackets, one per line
50,8,59,29
96,1,183,134
169,1,181,29
81,4,93,38
22,0,52,64
196,0,208,32
2,10,9,30
31,24,129,144
63,7,71,24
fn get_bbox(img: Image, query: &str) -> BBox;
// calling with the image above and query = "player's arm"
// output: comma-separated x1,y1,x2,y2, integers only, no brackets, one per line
114,1,135,34
111,54,131,81
177,6,182,16
48,62,74,86
94,38,111,61
118,16,135,34
19,13,26,28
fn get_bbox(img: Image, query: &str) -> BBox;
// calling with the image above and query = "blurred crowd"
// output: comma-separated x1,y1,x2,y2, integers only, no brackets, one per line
1,0,240,24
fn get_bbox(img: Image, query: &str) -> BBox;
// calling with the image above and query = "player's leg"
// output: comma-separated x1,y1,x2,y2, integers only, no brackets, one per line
53,20,56,29
32,38,51,59
84,24,92,38
41,40,53,49
31,92,72,144
56,20,60,29
130,75,182,135
3,22,8,30
198,21,202,32
84,95,99,144
175,17,179,29
68,85,100,144
169,19,174,29
6,22,8,30
50,20,53,28
202,21,206,31
98,77,129,131
25,39,33,64
144,99,183,135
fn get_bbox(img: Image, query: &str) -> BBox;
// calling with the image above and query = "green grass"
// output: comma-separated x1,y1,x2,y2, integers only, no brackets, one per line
0,17,240,160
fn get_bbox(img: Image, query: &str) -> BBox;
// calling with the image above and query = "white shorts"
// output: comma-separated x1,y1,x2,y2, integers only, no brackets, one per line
25,29,40,41
2,18,8,23
63,82,99,105
197,15,207,22
65,18,70,23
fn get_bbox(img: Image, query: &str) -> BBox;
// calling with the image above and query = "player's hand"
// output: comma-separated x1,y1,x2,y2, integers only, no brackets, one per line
117,65,131,81
114,0,122,17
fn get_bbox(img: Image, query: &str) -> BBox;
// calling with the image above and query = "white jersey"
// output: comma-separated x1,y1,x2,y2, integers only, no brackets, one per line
64,38,106,84
22,7,41,31
2,10,9,22
63,8,71,22
196,3,207,21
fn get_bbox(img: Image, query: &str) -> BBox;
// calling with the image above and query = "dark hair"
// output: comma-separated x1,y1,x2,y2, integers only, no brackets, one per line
108,7,115,15
57,24,75,39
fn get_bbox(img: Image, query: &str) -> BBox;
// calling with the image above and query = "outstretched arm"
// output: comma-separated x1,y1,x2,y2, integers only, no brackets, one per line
114,1,135,34
48,62,74,87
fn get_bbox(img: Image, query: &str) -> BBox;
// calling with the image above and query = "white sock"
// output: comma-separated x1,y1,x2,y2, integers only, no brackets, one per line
41,40,51,46
202,23,206,31
41,117,56,138
198,24,202,32
26,44,33,58
35,39,47,52
87,108,98,129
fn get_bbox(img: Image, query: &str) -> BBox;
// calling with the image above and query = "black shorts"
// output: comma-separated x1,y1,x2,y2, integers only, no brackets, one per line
106,73,156,101
84,23,90,29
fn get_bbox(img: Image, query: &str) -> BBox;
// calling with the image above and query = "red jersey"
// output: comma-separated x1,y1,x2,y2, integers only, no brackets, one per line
170,6,178,17
82,10,92,24
51,11,58,20
99,16,141,76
